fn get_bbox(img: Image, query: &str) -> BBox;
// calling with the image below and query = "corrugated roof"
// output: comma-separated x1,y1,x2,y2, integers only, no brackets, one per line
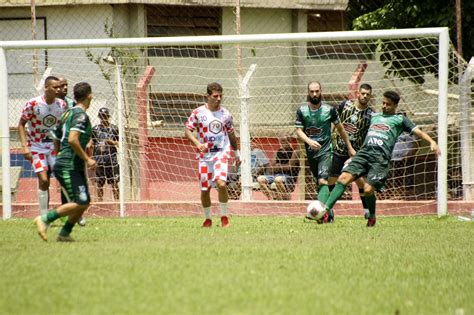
0,0,348,10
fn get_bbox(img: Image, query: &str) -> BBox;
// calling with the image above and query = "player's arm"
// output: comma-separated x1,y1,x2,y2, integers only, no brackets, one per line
295,108,321,151
295,127,321,151
412,128,441,157
17,118,32,162
184,127,207,152
68,131,96,168
334,123,356,157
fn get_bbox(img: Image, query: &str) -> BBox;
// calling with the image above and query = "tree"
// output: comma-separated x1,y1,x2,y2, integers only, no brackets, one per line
347,0,473,84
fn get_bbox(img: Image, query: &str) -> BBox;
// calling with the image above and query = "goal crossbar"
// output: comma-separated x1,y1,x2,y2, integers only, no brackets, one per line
0,27,450,219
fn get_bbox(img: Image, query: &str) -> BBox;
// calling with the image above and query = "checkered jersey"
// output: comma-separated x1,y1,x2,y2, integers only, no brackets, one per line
21,95,67,153
185,104,234,161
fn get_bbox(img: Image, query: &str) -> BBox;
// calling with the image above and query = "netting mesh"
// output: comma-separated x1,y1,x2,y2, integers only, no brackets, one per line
1,1,472,218
3,29,471,218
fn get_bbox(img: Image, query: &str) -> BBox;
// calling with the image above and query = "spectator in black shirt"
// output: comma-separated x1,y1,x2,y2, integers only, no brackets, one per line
91,107,119,201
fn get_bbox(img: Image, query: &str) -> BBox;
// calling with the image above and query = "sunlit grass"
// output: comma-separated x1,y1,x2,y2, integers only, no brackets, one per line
0,216,472,314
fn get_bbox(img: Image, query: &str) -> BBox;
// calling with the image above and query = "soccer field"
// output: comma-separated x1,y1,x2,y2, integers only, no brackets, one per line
0,216,472,315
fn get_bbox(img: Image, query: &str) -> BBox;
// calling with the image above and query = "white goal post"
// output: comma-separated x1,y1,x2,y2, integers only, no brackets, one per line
1,28,452,219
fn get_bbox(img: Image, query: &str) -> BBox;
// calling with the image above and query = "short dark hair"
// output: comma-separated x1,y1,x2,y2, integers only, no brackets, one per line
44,76,60,87
359,83,372,92
207,82,223,95
383,90,400,105
73,82,92,102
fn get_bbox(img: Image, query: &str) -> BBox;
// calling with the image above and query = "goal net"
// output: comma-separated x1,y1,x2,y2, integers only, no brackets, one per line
1,28,471,219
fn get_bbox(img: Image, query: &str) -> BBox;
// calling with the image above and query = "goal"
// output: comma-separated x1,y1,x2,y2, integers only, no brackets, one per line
1,28,470,219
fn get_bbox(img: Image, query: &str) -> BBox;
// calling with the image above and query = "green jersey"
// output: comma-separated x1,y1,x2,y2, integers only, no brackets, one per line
295,102,339,158
53,106,92,171
64,96,76,109
362,113,417,161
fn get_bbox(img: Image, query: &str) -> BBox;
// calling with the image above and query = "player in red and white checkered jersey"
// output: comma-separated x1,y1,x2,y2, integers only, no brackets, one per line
18,76,67,215
185,82,239,228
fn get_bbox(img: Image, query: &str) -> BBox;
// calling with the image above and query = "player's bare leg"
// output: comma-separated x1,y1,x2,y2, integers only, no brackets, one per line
201,190,212,227
37,171,50,216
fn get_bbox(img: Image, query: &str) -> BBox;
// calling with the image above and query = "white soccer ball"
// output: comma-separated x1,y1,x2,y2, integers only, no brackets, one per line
306,200,326,220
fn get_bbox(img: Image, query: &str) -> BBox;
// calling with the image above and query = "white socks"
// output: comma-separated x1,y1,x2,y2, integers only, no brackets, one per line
204,207,212,219
220,202,228,217
38,189,49,216
204,203,229,220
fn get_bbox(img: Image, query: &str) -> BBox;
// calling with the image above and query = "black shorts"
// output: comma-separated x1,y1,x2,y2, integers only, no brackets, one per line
54,168,91,205
95,163,120,186
329,153,350,178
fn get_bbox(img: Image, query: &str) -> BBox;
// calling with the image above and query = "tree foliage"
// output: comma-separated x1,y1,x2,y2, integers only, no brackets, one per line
347,0,473,84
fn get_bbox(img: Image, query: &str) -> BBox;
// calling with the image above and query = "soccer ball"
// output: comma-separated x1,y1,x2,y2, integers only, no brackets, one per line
306,200,326,220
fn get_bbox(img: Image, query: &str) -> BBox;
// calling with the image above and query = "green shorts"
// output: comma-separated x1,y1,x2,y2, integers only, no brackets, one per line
54,168,91,205
307,151,332,181
343,150,390,192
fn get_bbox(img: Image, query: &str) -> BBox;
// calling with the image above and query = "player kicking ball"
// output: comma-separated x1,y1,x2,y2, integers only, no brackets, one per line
323,90,441,227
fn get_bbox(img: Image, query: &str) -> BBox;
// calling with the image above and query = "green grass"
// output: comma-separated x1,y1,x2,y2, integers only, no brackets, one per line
0,216,472,315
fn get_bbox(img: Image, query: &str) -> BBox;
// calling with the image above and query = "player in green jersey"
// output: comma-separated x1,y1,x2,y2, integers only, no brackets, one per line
34,82,96,242
58,76,76,109
296,81,355,222
323,90,441,227
329,83,375,220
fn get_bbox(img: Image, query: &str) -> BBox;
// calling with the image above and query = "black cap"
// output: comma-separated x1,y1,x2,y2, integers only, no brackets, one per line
98,107,110,117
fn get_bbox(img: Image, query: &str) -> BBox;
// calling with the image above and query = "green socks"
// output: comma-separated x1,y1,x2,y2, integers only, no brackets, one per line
318,184,330,204
324,182,347,214
365,193,377,218
59,221,75,237
41,209,60,224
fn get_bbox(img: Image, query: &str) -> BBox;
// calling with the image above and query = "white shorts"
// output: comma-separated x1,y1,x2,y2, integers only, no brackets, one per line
199,157,229,191
31,150,56,174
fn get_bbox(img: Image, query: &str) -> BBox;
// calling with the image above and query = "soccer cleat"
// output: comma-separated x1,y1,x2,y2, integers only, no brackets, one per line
367,217,376,227
316,212,329,224
34,216,48,241
221,216,230,228
327,213,335,223
77,217,86,227
202,218,212,228
56,235,75,242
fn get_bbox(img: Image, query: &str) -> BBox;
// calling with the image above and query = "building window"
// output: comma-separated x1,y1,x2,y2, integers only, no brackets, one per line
149,93,207,128
306,10,372,60
146,5,221,58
